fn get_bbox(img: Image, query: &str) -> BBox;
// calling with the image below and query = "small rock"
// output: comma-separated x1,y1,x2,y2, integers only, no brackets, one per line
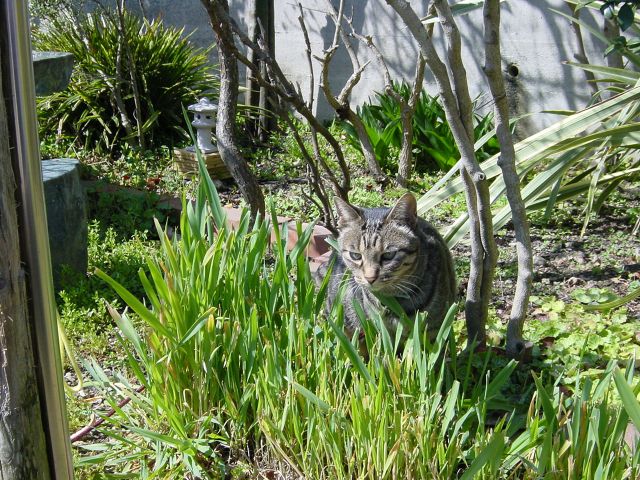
566,276,583,286
625,422,640,450
551,243,563,253
533,255,547,267
565,240,582,250
541,277,551,285
574,252,587,264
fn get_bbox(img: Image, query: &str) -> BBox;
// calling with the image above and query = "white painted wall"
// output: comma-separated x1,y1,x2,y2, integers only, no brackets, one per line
272,0,606,136
133,0,607,136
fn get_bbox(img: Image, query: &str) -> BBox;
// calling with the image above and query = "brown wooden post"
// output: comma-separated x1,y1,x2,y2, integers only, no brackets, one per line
0,2,74,478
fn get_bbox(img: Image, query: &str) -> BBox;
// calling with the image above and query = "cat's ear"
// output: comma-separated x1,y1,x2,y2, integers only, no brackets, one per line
334,196,363,229
386,193,417,227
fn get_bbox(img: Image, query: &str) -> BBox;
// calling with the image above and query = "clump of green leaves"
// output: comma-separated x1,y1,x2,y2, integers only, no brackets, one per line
34,9,216,152
338,82,499,172
86,186,178,239
600,0,639,31
525,293,640,378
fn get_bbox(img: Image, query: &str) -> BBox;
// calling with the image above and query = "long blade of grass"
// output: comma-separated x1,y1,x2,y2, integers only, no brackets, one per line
459,431,505,480
95,268,170,338
289,381,332,413
565,62,640,84
614,368,640,430
327,317,374,385
582,285,640,311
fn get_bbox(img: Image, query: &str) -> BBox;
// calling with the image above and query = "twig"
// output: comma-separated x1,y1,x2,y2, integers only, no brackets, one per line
70,385,146,443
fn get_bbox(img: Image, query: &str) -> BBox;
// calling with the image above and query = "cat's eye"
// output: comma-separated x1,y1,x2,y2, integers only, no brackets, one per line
381,250,397,262
348,251,362,261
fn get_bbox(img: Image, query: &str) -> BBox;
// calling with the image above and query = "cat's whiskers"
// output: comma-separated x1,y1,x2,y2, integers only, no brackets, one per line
391,280,421,299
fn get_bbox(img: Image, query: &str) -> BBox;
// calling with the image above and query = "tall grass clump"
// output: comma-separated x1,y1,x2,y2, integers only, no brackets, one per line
78,156,640,478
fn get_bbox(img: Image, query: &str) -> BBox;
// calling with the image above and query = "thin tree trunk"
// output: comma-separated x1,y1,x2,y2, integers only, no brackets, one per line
0,55,51,479
246,0,274,142
386,0,497,350
201,0,265,218
115,0,146,150
483,0,533,360
112,21,134,145
396,56,425,187
604,16,624,70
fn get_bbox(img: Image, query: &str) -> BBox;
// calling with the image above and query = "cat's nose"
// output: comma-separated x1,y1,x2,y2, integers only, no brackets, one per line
364,274,377,284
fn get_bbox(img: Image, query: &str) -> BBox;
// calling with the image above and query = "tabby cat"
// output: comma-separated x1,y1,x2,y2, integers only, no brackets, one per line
315,193,457,340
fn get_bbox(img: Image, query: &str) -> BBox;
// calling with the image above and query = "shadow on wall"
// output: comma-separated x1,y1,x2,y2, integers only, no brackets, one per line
96,0,608,136
274,0,606,137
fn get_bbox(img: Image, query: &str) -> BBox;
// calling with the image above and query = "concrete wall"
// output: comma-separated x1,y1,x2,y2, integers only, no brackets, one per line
131,0,606,136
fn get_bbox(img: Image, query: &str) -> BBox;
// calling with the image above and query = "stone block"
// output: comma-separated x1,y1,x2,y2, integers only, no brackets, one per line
173,148,232,179
32,51,74,96
42,159,87,288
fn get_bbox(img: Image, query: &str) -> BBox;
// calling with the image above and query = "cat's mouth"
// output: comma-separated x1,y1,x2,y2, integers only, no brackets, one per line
356,276,393,294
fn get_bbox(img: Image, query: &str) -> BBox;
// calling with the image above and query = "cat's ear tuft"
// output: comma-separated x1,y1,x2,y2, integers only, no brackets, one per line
386,193,417,226
334,196,363,229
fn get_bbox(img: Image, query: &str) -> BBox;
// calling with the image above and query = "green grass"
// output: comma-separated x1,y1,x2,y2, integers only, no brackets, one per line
57,221,158,357
62,158,640,479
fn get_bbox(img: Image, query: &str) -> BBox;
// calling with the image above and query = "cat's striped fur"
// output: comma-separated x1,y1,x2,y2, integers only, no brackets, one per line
316,193,457,340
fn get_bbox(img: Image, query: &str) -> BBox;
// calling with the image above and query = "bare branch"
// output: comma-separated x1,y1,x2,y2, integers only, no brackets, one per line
209,1,351,198
315,0,384,178
351,22,426,186
297,3,316,110
433,0,474,141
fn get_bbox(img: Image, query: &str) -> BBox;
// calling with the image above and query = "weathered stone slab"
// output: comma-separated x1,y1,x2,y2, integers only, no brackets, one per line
32,51,73,96
42,159,87,287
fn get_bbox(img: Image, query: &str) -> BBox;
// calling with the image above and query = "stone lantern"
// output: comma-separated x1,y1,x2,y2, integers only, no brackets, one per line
173,98,230,179
187,97,218,153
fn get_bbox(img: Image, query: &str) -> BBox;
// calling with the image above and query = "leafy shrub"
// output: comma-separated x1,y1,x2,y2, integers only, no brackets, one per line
338,82,499,172
34,9,216,152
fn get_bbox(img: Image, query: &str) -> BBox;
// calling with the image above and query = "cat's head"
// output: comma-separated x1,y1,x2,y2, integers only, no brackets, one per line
334,193,421,295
